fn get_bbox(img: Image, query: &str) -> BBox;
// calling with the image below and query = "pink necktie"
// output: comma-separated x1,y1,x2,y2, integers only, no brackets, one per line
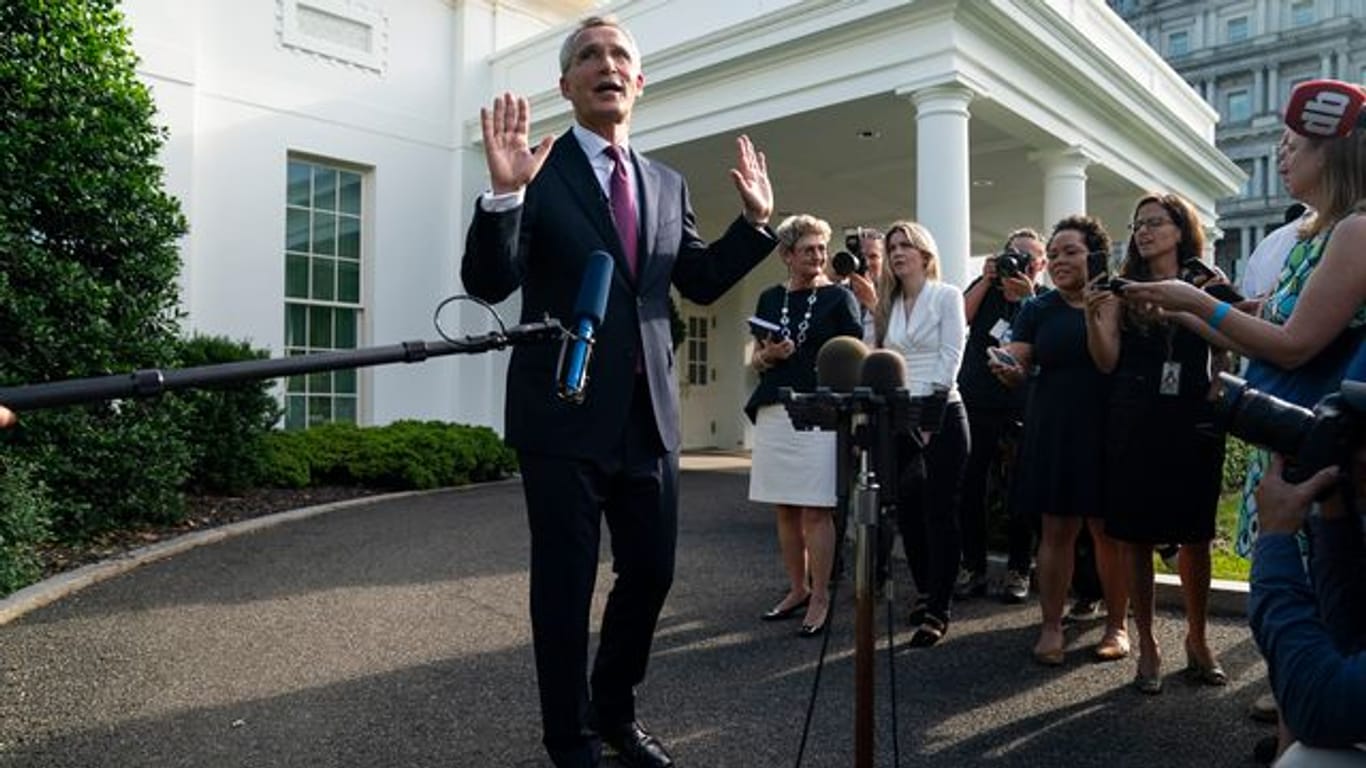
605,145,639,279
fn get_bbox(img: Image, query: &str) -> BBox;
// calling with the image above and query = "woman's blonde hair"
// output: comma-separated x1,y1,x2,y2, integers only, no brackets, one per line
871,220,940,346
1299,129,1366,238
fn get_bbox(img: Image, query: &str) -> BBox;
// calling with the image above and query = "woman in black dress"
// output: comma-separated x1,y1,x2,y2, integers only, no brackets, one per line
746,214,862,637
990,216,1129,666
1086,193,1226,694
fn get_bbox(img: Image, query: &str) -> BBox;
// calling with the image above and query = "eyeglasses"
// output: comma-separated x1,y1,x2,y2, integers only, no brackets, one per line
1129,217,1173,232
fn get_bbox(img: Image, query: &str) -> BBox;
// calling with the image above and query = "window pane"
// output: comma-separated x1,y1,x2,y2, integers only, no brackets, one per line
286,396,306,429
1228,91,1251,122
339,172,362,215
286,208,310,252
312,213,336,256
285,304,307,347
309,371,331,394
287,162,311,206
286,254,309,299
338,260,360,303
335,397,357,424
313,167,338,211
309,306,333,348
308,397,331,426
337,215,360,259
287,374,306,393
312,257,336,301
335,309,357,348
335,368,356,394
1227,17,1248,42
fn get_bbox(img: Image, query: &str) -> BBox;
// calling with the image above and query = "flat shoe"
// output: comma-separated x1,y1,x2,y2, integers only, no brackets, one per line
1094,631,1131,662
797,618,826,638
761,594,810,622
1033,647,1064,666
1185,659,1228,686
908,615,947,648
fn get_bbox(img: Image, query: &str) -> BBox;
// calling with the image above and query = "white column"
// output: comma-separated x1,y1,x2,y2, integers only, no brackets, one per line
1254,68,1265,114
1032,148,1091,229
908,84,975,288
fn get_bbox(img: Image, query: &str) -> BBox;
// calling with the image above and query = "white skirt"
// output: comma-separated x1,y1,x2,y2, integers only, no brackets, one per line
748,404,837,508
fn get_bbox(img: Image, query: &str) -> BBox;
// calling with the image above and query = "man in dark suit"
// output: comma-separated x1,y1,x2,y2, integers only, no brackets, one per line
460,15,776,768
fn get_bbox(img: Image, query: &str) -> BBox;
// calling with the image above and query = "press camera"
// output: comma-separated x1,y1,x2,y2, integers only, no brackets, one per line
832,233,867,278
992,248,1032,285
1215,373,1365,483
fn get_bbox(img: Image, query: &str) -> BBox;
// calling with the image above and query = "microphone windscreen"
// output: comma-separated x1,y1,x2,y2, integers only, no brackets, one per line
816,336,868,392
860,349,907,394
574,251,615,325
1285,79,1366,138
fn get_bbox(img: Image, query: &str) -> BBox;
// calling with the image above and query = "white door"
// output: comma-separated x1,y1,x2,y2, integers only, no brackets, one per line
679,310,721,449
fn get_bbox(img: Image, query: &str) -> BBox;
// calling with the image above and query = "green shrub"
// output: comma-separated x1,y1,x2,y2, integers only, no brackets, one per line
260,421,517,490
0,0,191,538
0,455,54,595
1222,436,1254,494
171,335,282,494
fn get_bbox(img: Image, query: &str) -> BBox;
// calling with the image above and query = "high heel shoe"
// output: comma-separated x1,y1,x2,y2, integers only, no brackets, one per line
1184,640,1227,686
1094,629,1131,662
798,602,829,638
761,594,810,622
1133,654,1163,695
1033,629,1065,666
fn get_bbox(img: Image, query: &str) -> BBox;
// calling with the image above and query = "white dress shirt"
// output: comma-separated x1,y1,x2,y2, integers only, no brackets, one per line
880,280,966,401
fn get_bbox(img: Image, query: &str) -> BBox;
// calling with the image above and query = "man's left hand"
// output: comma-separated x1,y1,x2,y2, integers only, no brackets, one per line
1255,454,1340,535
1001,274,1035,303
847,272,877,310
730,135,773,226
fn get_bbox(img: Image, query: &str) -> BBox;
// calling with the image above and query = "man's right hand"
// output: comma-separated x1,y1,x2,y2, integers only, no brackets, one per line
481,92,554,194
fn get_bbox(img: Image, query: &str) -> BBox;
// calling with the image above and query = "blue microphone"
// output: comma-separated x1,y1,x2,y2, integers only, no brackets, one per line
557,251,614,403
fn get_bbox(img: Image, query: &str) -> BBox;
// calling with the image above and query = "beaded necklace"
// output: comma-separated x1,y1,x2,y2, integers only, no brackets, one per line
779,286,819,347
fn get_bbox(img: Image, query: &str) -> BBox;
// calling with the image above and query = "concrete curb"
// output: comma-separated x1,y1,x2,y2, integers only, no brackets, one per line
0,481,517,627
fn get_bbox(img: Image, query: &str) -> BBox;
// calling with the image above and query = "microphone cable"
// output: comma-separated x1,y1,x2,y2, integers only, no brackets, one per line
792,542,841,768
432,294,506,345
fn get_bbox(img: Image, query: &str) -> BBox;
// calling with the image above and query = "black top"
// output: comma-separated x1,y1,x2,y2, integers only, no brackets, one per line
744,284,862,422
957,276,1035,411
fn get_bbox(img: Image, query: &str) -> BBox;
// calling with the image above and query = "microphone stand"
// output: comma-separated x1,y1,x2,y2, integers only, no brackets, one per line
0,320,565,411
850,408,880,768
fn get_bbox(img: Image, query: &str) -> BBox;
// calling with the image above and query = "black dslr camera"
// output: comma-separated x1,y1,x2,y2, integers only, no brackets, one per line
832,233,867,278
992,248,1032,285
1215,373,1365,483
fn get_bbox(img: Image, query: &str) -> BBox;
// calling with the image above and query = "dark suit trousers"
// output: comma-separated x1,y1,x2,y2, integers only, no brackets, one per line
517,374,677,768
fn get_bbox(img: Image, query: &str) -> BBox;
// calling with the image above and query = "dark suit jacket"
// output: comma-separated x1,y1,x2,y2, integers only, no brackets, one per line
462,130,777,460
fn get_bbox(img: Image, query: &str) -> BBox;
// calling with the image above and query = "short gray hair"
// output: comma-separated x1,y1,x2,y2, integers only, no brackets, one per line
559,16,640,74
774,214,832,252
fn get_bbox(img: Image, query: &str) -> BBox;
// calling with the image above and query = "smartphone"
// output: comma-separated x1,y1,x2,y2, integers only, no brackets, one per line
1087,251,1110,283
748,315,781,341
1106,277,1131,293
1180,259,1245,303
986,346,1019,368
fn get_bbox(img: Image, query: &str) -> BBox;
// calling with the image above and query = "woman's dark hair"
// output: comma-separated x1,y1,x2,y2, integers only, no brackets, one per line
1119,193,1204,280
1049,215,1111,256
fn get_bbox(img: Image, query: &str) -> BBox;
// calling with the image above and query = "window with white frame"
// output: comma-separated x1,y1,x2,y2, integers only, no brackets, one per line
687,316,708,386
1291,0,1314,27
1226,89,1252,123
1237,159,1257,197
1168,29,1190,57
1226,16,1249,43
284,158,363,428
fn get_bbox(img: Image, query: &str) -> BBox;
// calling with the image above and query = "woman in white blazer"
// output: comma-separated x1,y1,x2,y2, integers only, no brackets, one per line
870,220,971,648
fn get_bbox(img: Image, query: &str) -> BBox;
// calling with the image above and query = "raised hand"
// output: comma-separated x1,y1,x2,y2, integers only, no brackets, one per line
481,92,554,195
729,135,773,226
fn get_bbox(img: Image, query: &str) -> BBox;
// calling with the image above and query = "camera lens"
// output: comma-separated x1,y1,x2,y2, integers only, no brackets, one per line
832,250,859,277
1214,374,1315,457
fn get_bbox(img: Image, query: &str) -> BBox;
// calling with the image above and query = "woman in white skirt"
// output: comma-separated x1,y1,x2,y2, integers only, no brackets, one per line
745,214,862,637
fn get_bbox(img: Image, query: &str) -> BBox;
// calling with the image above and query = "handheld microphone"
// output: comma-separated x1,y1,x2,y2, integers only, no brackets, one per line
556,251,614,403
816,336,869,392
1285,79,1366,138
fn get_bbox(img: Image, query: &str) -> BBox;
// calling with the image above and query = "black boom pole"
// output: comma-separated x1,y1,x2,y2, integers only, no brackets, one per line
0,320,565,412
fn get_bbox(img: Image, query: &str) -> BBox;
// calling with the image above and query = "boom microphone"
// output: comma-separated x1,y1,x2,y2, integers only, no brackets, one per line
816,336,869,392
1285,79,1366,138
556,251,614,403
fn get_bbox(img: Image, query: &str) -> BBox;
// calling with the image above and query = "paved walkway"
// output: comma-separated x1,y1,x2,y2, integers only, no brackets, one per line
1,462,1270,767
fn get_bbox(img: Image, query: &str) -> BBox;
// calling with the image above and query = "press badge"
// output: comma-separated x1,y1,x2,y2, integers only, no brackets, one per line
989,319,1011,343
1159,361,1182,396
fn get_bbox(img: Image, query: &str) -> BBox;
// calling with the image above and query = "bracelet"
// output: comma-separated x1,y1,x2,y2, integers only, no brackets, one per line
1208,301,1231,330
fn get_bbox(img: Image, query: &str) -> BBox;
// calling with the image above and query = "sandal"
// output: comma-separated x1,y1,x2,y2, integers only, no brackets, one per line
1094,629,1131,662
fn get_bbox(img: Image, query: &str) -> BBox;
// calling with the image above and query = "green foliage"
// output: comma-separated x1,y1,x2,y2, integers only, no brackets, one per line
171,335,282,494
0,455,54,595
1222,436,1254,494
0,1,191,536
261,421,518,490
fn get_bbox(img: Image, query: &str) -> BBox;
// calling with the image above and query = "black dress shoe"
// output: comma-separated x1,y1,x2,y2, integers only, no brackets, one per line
760,594,809,622
600,721,674,768
797,618,826,638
